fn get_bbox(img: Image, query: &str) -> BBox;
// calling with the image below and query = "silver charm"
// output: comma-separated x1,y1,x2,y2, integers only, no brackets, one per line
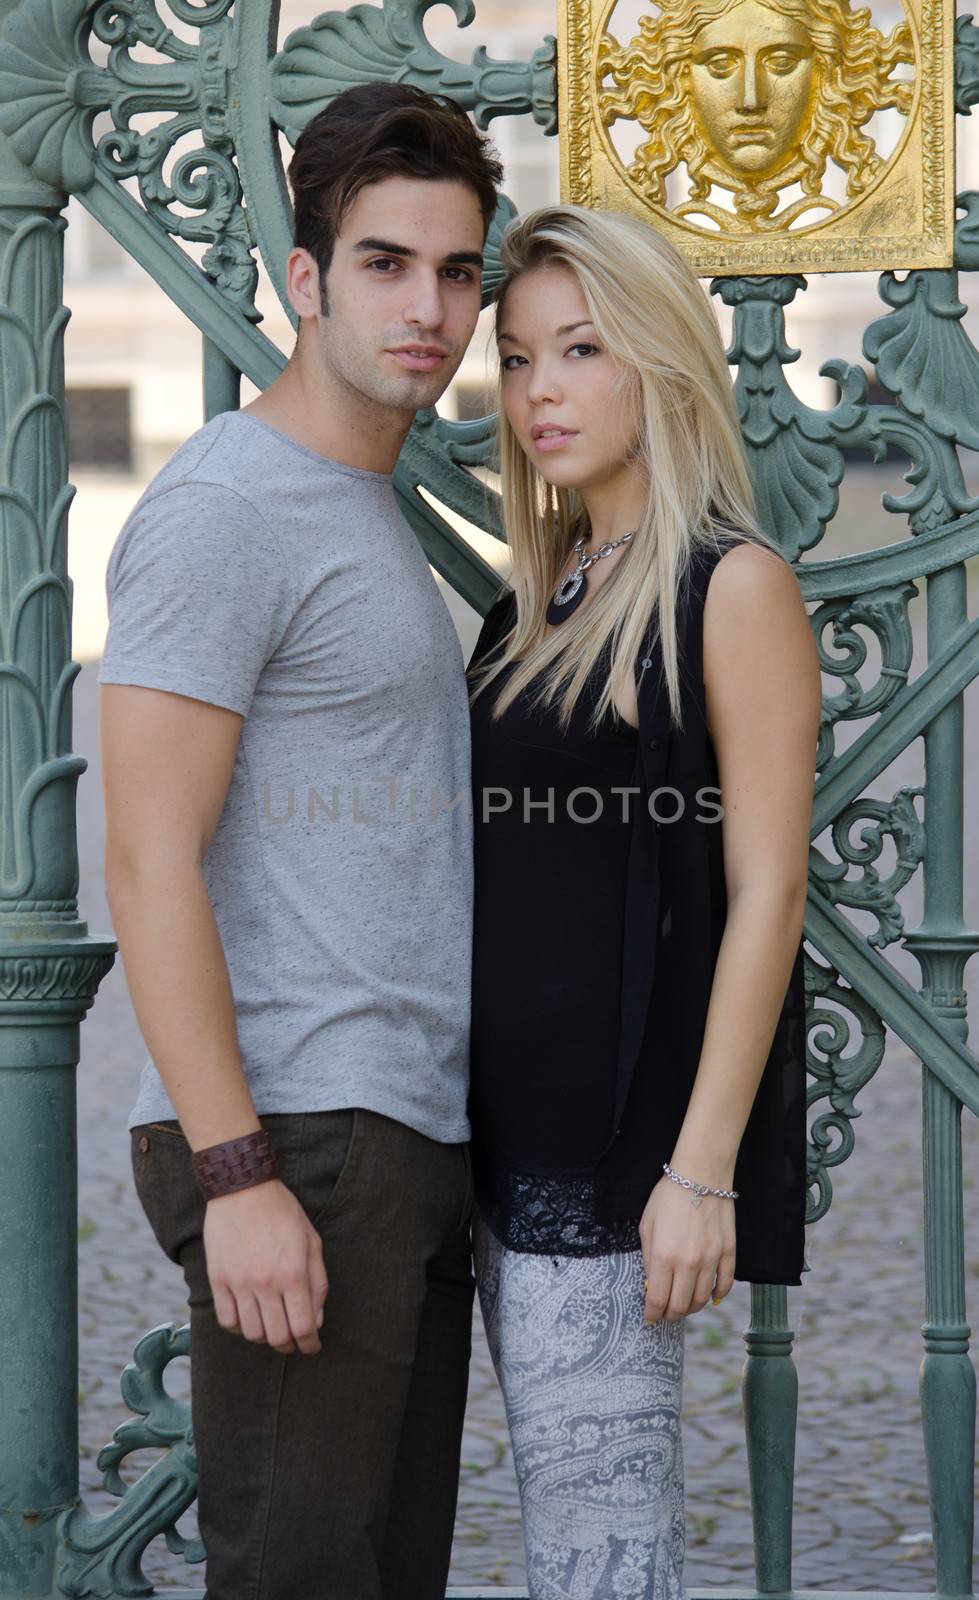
553,569,585,608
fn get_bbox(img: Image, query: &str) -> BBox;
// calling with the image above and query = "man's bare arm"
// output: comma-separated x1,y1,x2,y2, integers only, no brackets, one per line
101,684,328,1355
101,684,258,1144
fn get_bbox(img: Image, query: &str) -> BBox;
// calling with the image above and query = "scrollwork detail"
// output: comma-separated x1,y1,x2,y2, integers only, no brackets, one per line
810,785,925,949
715,275,847,560
0,0,260,319
863,269,979,453
167,0,235,25
270,0,557,141
714,276,979,559
56,1324,201,1598
96,130,258,320
91,1,180,54
805,949,887,1223
90,12,259,320
811,581,918,768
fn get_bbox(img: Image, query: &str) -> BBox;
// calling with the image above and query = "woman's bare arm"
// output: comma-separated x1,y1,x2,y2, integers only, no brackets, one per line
641,543,821,1324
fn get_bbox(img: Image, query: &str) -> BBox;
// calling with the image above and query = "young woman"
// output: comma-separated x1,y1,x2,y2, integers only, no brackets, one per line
466,205,821,1600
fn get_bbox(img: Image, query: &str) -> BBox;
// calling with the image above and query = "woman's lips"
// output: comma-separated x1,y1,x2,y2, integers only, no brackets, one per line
533,429,579,453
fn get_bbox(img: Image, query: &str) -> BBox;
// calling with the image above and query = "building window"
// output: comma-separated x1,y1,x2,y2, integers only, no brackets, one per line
64,198,136,281
67,387,133,472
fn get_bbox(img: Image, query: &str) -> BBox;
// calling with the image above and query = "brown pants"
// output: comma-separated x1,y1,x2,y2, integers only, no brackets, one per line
132,1107,475,1600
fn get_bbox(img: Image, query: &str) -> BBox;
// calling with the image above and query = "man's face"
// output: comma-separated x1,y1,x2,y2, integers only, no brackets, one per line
687,0,815,180
301,175,487,417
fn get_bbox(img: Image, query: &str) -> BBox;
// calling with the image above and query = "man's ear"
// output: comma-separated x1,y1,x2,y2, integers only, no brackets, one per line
285,247,327,322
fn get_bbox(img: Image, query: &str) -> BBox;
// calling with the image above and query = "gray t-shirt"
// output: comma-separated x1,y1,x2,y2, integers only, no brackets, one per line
99,410,473,1141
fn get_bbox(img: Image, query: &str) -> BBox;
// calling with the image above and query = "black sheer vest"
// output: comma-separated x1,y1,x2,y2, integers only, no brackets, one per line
467,537,807,1286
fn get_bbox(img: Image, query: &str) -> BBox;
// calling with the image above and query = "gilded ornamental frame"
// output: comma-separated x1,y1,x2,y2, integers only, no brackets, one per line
558,0,955,275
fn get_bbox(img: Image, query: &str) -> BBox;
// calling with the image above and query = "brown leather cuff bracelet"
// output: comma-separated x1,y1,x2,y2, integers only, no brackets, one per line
192,1129,280,1202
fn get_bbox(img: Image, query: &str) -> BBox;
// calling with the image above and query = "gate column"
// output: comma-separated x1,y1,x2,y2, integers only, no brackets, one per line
905,562,979,1598
0,40,114,1598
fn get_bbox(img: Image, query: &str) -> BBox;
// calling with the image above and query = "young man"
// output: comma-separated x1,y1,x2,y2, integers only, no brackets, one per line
99,84,502,1600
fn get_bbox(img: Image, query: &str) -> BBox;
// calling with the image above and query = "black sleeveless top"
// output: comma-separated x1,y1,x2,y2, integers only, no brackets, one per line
470,645,645,1254
466,538,808,1286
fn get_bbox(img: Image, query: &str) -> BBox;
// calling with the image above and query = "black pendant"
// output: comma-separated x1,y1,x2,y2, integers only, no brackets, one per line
546,568,588,625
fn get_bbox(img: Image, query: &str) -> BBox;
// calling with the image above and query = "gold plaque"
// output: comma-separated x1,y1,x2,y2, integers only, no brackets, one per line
558,0,954,274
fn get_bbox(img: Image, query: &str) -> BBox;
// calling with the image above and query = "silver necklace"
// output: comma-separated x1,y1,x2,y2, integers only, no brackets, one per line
546,530,636,625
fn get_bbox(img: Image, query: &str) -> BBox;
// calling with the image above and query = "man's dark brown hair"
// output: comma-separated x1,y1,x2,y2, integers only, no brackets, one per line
288,83,503,307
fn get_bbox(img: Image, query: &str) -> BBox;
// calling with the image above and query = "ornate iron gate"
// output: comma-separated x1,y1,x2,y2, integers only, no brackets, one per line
0,2,976,1597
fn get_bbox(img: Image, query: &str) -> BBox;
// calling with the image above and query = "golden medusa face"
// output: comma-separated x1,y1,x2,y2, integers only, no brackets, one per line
596,0,918,234
560,0,952,273
686,0,817,181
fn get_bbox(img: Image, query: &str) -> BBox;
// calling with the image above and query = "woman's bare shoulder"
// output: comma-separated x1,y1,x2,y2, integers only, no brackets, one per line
702,539,819,723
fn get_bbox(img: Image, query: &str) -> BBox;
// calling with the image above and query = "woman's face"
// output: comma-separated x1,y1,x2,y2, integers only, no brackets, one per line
497,265,641,498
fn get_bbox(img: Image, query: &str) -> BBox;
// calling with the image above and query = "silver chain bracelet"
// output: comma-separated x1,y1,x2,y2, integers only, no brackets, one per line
662,1162,739,1208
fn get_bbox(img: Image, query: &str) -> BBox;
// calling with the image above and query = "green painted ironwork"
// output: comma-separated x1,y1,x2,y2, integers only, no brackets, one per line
55,1327,201,1599
0,32,116,1597
0,0,975,1596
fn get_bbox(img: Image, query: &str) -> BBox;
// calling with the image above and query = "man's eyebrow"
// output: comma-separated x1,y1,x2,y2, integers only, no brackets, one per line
354,237,417,257
498,319,595,344
353,237,484,268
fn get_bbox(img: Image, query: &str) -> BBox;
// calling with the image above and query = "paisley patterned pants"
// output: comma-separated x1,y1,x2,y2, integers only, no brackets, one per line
474,1214,686,1600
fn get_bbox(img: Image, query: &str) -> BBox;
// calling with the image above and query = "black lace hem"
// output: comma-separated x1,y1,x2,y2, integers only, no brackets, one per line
476,1163,642,1256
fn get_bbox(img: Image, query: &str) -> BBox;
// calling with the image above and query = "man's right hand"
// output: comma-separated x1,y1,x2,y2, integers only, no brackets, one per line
203,1180,329,1355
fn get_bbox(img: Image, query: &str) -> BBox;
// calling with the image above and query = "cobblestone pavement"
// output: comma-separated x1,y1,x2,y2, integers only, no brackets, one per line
72,550,979,1594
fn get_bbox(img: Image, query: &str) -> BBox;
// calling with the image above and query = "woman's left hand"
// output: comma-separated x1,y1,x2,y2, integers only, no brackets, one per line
639,1176,736,1323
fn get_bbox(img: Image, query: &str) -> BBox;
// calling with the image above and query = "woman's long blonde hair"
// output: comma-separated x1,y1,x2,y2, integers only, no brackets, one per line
470,205,781,733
